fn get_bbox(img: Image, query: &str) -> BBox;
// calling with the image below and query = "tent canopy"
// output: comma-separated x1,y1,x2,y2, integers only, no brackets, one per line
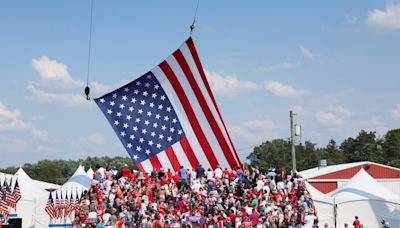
86,167,94,179
329,169,400,228
330,168,400,202
13,168,50,228
62,165,91,190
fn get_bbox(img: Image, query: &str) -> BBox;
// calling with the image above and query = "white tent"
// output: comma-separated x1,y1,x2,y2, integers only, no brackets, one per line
330,169,400,228
305,181,335,227
14,168,50,228
33,180,61,190
86,167,94,179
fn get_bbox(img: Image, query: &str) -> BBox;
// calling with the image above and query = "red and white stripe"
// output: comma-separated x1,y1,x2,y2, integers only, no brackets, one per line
138,38,242,173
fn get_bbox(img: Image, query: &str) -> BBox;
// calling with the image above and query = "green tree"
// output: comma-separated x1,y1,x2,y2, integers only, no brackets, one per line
324,139,345,165
250,139,291,169
383,129,400,161
295,141,318,170
340,130,383,163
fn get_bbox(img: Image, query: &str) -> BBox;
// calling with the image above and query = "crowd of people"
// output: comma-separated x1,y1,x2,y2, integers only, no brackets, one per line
73,164,319,228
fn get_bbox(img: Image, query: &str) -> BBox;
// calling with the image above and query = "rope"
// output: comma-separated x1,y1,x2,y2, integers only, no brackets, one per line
190,0,200,36
85,0,94,100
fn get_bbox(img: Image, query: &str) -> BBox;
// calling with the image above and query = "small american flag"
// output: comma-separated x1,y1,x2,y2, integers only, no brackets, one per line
95,38,242,173
59,191,65,218
54,191,60,219
13,179,21,204
4,181,16,209
73,190,80,210
45,192,55,219
65,190,73,217
0,190,9,216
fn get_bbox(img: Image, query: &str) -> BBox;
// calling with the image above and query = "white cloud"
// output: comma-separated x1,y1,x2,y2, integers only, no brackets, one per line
329,105,353,116
32,56,83,88
299,46,316,61
0,102,31,131
264,80,310,97
90,81,112,96
255,62,299,72
79,133,106,145
366,2,400,30
27,82,88,107
31,128,49,141
243,119,277,130
29,56,128,106
391,104,400,120
205,70,261,97
346,15,359,23
315,111,346,126
32,56,70,81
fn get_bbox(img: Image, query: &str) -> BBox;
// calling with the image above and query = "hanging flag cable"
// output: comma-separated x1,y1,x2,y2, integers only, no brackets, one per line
84,0,94,100
190,0,200,36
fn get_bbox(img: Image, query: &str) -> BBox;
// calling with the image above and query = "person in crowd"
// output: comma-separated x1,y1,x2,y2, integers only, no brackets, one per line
353,216,360,228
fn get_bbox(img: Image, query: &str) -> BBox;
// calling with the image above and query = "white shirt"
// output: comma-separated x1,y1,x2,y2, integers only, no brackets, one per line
207,170,214,180
214,168,223,179
245,206,253,215
192,182,202,192
277,181,285,191
102,213,111,225
98,167,106,178
303,214,317,228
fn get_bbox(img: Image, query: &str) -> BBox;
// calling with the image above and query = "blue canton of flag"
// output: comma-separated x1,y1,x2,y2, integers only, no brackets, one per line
96,72,185,164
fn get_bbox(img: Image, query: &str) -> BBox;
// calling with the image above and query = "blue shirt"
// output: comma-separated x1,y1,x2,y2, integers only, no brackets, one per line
180,167,187,180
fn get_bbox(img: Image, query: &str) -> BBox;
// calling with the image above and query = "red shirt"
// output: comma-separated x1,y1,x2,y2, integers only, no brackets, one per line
121,167,131,178
229,213,236,226
173,174,180,183
130,172,137,181
353,219,360,228
249,212,259,225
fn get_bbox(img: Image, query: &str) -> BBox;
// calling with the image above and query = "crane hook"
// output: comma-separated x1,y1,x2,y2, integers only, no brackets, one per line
84,86,90,100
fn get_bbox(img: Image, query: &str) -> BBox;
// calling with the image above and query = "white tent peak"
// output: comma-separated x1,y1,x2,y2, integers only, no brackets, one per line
63,165,91,189
15,167,32,180
86,167,94,178
73,165,87,175
330,168,400,200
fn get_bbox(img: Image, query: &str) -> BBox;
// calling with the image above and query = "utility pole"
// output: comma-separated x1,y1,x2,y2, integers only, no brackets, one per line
290,110,297,172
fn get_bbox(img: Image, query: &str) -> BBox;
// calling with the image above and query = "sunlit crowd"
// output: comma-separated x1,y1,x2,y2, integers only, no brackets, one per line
73,164,318,228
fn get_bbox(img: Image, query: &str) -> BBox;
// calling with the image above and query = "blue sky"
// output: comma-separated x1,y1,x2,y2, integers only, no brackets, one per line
1,1,400,168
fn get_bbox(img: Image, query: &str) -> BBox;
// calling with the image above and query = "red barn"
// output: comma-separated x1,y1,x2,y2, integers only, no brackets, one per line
299,161,400,195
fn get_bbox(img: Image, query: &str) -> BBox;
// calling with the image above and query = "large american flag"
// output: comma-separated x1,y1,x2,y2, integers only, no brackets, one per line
95,38,241,174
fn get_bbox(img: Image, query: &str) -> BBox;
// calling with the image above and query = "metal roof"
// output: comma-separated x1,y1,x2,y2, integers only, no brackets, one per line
299,161,400,179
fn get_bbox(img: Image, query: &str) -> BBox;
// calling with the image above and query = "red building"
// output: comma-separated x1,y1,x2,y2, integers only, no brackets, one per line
299,161,400,195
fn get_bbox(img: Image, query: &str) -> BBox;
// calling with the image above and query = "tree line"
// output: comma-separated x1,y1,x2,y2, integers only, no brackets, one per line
0,156,136,185
248,128,400,171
